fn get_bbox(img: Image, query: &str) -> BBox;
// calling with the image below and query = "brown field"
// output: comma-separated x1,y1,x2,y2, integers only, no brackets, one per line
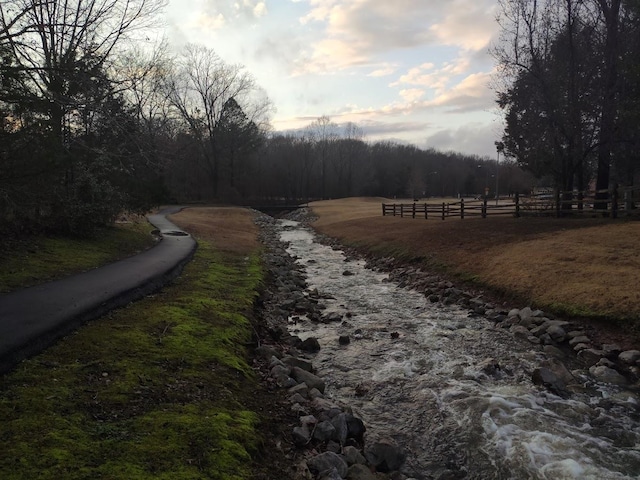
310,198,640,328
170,206,259,253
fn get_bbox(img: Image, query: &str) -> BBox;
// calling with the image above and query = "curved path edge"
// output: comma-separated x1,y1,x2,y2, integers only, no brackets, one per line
0,206,197,374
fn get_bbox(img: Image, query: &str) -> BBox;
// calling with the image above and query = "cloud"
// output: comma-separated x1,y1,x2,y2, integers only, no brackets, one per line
399,88,425,103
295,0,496,74
429,0,498,51
367,65,397,77
425,70,496,113
425,121,501,157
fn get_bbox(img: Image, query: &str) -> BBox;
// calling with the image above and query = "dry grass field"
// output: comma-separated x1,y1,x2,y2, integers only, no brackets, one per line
310,198,640,329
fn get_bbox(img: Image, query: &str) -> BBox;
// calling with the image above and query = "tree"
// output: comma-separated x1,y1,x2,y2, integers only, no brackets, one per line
167,44,271,199
0,0,166,235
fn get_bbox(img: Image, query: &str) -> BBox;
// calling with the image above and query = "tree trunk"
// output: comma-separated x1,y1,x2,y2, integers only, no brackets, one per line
595,0,621,211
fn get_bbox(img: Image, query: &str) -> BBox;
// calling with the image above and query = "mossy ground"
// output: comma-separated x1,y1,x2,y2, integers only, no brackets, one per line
0,224,265,479
0,220,155,293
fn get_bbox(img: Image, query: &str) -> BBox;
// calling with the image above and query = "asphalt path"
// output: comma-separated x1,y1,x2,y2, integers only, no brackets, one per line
0,206,197,374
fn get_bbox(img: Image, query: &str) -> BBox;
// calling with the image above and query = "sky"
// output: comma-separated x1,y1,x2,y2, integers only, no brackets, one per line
163,0,504,159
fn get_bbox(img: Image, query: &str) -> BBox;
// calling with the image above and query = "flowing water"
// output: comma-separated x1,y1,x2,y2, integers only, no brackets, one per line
278,219,640,480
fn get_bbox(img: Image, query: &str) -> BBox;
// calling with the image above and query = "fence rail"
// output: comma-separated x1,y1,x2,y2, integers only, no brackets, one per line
382,186,640,220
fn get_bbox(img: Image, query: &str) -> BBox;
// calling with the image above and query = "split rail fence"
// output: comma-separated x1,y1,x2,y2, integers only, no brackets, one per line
382,186,640,220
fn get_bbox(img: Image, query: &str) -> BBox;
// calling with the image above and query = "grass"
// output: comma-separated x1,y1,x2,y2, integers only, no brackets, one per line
310,197,640,328
0,219,156,293
0,207,269,479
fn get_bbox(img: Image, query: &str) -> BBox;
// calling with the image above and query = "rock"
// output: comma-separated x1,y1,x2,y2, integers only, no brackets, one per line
546,325,567,343
289,382,310,397
282,355,314,372
347,464,377,480
602,344,622,357
543,345,566,359
596,358,616,369
289,393,307,404
364,442,406,473
477,358,500,376
510,325,530,341
293,425,311,446
540,357,576,385
343,446,367,465
532,367,569,397
618,350,640,365
255,345,280,360
326,441,342,453
300,337,321,353
307,452,348,478
292,367,326,393
343,270,355,276
270,364,291,379
507,308,520,319
573,343,590,352
589,365,628,385
339,335,351,345
324,313,344,323
299,413,316,423
318,468,343,480
313,420,337,442
331,413,349,444
519,306,534,322
569,335,591,347
345,414,366,442
578,349,605,366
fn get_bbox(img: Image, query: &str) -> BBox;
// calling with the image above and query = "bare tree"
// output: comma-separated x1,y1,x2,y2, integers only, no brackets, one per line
0,0,166,140
167,44,271,199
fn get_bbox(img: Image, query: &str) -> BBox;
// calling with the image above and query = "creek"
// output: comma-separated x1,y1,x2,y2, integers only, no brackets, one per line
278,219,640,480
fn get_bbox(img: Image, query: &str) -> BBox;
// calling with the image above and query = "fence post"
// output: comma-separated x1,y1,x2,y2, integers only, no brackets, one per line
424,203,428,219
555,189,561,218
612,184,619,219
441,202,445,220
393,204,396,216
515,193,520,218
382,203,385,216
412,203,416,218
461,198,465,219
482,196,487,218
400,204,404,218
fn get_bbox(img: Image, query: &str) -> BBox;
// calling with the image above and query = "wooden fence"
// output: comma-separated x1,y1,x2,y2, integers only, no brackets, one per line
382,186,640,220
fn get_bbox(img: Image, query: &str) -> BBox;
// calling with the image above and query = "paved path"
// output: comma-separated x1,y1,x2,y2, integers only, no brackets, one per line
0,206,196,374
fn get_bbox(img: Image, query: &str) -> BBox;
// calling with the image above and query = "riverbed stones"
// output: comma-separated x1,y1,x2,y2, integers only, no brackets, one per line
292,367,326,393
532,367,569,397
300,337,321,353
283,355,314,372
578,348,606,366
254,209,640,480
364,442,406,473
307,452,349,478
589,365,628,385
618,350,640,365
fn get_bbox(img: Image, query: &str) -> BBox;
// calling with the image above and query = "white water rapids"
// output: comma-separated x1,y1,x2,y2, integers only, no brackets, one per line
278,220,640,480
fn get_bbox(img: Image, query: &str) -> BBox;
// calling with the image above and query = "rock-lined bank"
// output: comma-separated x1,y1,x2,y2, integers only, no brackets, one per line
255,211,407,480
252,209,640,480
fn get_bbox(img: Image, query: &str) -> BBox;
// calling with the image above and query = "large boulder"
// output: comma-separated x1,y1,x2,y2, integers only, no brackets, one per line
292,367,326,393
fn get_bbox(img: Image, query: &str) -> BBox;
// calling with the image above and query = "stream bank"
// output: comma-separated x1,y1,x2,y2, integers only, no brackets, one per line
252,208,640,480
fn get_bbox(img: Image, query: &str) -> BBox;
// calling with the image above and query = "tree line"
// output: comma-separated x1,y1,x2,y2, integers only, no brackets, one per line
494,0,640,208
1,0,540,237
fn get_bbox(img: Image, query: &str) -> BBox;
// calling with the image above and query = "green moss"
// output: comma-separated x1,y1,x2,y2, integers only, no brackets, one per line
0,240,264,479
0,221,155,293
